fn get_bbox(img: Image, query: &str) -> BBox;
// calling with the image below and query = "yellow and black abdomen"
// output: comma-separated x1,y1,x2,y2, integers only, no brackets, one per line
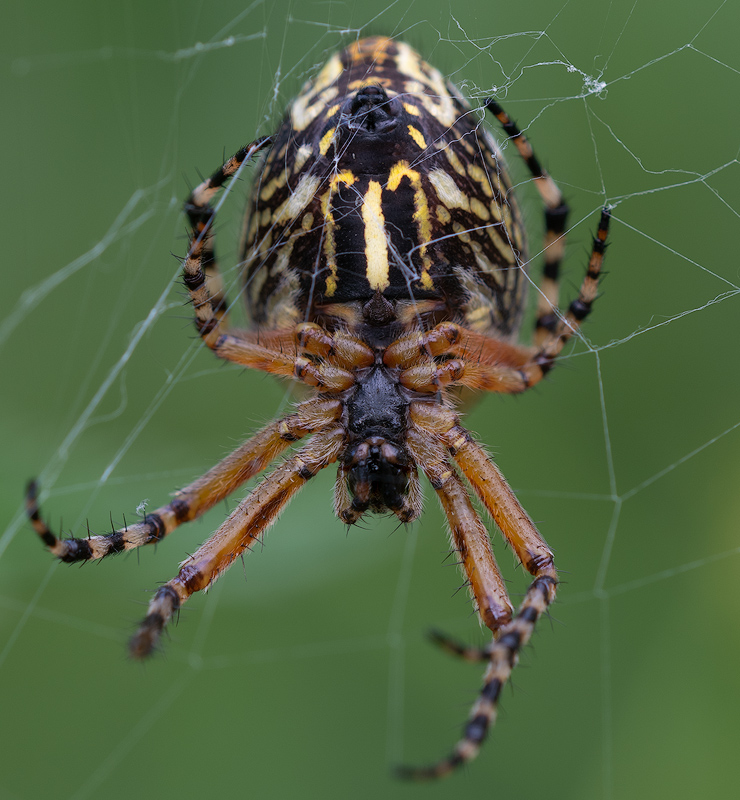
241,37,528,339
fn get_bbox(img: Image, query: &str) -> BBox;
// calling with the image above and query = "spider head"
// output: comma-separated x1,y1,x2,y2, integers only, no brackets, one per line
341,436,415,523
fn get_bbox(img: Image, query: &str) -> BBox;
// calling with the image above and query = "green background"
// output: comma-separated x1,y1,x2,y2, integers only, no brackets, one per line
2,1,738,798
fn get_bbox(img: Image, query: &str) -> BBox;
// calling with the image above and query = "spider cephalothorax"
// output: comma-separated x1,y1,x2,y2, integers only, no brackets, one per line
340,362,419,523
28,36,610,779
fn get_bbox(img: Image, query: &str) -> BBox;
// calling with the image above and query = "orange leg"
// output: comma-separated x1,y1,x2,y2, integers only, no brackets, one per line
130,425,345,658
409,402,555,574
406,428,513,635
27,398,342,563
400,406,558,779
388,209,611,394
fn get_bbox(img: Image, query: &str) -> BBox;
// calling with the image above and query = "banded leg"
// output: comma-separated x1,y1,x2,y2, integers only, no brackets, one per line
484,99,569,347
532,208,610,376
399,357,537,395
399,573,557,780
130,425,345,658
428,629,492,663
397,212,609,399
410,402,555,576
179,319,375,387
183,136,273,348
210,324,373,389
401,408,558,779
27,398,341,563
406,429,513,636
388,208,610,393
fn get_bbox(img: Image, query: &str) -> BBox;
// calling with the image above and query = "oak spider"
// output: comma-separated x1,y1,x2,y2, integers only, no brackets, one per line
27,37,610,779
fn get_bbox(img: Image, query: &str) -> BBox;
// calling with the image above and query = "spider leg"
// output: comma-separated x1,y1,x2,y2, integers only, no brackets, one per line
130,425,345,658
183,322,375,388
213,335,358,391
400,409,558,780
183,136,273,344
410,402,556,586
391,209,610,395
428,629,492,663
27,398,341,563
406,428,513,636
398,573,557,780
484,99,569,348
531,208,610,373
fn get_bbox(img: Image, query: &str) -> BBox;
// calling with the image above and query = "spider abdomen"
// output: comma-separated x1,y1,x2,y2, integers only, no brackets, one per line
241,37,529,339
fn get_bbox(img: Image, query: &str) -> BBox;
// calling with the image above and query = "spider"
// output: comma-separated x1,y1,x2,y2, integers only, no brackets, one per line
27,36,610,779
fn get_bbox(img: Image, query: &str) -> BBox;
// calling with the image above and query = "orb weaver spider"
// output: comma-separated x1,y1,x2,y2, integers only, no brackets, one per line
28,36,610,778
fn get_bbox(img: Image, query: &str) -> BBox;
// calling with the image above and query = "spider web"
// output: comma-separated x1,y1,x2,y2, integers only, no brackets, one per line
1,1,739,798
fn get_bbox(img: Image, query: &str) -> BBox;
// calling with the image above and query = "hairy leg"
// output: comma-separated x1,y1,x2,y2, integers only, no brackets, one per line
130,426,345,658
27,398,341,562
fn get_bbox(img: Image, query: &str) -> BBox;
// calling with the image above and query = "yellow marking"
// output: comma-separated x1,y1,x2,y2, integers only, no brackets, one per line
257,229,273,257
489,199,502,223
362,180,390,291
330,171,356,189
274,173,321,224
347,36,393,64
467,164,493,197
404,79,426,95
452,221,471,243
396,42,456,125
326,103,340,118
428,169,469,211
452,435,467,451
387,162,434,289
475,250,503,279
246,212,259,242
247,257,268,300
486,224,515,264
319,128,336,157
470,197,491,221
290,53,342,132
347,77,392,90
407,125,427,150
436,204,451,224
395,43,430,86
272,239,295,276
259,170,288,202
501,204,514,237
293,144,313,174
260,208,272,226
322,171,357,296
302,212,314,231
454,265,498,333
444,144,466,176
263,265,301,328
291,86,339,132
403,102,421,116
